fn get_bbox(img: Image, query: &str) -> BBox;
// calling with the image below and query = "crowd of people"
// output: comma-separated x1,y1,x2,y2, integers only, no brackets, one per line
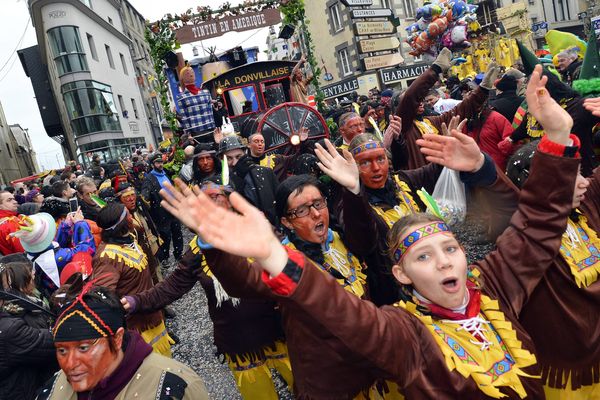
1,38,600,400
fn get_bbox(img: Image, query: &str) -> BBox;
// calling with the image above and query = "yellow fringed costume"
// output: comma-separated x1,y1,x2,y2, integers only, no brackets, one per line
92,241,173,357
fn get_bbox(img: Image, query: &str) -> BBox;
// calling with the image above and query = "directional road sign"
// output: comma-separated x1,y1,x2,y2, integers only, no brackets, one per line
362,53,404,70
351,8,393,19
354,21,397,35
341,0,374,6
358,36,400,53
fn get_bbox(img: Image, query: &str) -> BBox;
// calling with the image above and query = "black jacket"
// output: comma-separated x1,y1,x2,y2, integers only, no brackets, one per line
232,155,279,227
489,90,524,122
0,311,57,400
141,170,174,224
77,195,101,221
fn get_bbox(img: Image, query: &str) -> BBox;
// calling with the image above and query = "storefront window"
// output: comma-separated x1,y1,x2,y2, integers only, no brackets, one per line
77,137,146,166
47,26,88,75
62,80,121,136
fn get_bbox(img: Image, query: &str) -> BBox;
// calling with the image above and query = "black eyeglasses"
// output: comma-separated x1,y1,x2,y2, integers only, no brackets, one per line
287,198,327,219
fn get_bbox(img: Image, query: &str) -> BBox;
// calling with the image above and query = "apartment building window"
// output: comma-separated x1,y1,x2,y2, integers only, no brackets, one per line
47,26,89,76
329,3,343,32
61,80,121,136
5,143,13,158
402,0,415,18
381,0,391,8
86,33,98,61
105,45,115,69
119,53,128,75
131,98,139,119
79,0,92,8
117,95,127,117
338,48,351,76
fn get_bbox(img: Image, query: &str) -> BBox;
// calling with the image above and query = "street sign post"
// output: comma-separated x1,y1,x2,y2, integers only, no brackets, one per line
358,36,400,53
341,0,374,6
351,8,393,18
354,21,397,35
362,53,404,70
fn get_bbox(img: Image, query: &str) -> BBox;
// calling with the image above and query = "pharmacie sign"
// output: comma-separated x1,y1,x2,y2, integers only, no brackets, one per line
322,76,360,98
380,63,429,84
175,8,282,44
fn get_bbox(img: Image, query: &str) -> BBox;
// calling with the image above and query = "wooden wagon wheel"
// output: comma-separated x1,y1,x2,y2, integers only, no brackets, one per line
257,102,329,155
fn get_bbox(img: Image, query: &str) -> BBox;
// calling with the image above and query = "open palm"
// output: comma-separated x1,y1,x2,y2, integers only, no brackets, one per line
416,129,483,172
315,139,360,194
526,64,573,141
160,179,277,260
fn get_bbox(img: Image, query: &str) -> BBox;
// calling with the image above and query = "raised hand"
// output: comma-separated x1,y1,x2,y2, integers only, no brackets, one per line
480,62,500,90
440,115,466,137
159,179,286,275
416,129,484,172
315,139,360,194
383,115,402,148
526,64,572,144
583,97,600,117
213,127,223,144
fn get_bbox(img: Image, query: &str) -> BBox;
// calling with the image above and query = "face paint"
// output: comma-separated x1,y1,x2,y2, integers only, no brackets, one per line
55,337,119,393
120,191,137,211
354,148,389,189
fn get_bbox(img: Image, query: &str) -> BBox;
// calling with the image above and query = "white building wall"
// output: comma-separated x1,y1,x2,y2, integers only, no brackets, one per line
39,1,153,151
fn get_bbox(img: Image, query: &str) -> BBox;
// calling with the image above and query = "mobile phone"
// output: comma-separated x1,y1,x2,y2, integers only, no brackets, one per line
69,197,79,213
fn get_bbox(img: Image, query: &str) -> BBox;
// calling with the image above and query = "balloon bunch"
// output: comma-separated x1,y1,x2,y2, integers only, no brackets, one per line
405,0,478,61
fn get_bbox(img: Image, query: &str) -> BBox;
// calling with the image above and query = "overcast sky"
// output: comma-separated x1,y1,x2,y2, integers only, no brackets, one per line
0,0,272,171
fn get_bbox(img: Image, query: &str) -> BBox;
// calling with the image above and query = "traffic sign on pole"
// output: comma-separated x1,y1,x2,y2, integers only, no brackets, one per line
362,53,404,70
358,36,400,53
341,0,374,6
354,21,397,35
351,8,393,18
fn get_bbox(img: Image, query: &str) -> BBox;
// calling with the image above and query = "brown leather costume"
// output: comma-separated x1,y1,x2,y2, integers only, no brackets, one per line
207,150,578,398
392,65,489,171
480,163,600,390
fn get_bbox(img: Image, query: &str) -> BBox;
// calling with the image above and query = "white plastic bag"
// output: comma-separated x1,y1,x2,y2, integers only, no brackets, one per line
431,167,466,226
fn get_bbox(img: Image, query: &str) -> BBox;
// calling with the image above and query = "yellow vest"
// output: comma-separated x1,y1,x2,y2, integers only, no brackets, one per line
259,154,277,169
100,242,148,272
371,176,421,228
395,291,537,399
283,230,367,298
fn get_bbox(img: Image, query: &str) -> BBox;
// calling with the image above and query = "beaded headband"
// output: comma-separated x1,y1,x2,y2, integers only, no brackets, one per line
350,140,384,156
393,221,450,263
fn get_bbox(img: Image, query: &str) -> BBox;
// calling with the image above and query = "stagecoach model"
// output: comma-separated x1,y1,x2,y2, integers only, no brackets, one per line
202,60,328,155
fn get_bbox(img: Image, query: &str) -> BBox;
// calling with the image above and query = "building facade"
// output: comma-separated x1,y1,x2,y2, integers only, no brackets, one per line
27,0,156,166
304,0,422,99
0,103,39,185
115,0,163,147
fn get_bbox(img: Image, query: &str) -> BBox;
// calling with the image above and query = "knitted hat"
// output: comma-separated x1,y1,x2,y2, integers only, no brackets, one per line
504,68,525,80
495,75,517,92
53,284,125,342
148,152,164,164
24,189,41,203
381,89,394,98
573,30,600,96
12,212,57,254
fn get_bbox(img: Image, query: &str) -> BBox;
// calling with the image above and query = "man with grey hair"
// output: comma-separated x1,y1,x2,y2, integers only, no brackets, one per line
557,47,582,86
76,176,101,220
